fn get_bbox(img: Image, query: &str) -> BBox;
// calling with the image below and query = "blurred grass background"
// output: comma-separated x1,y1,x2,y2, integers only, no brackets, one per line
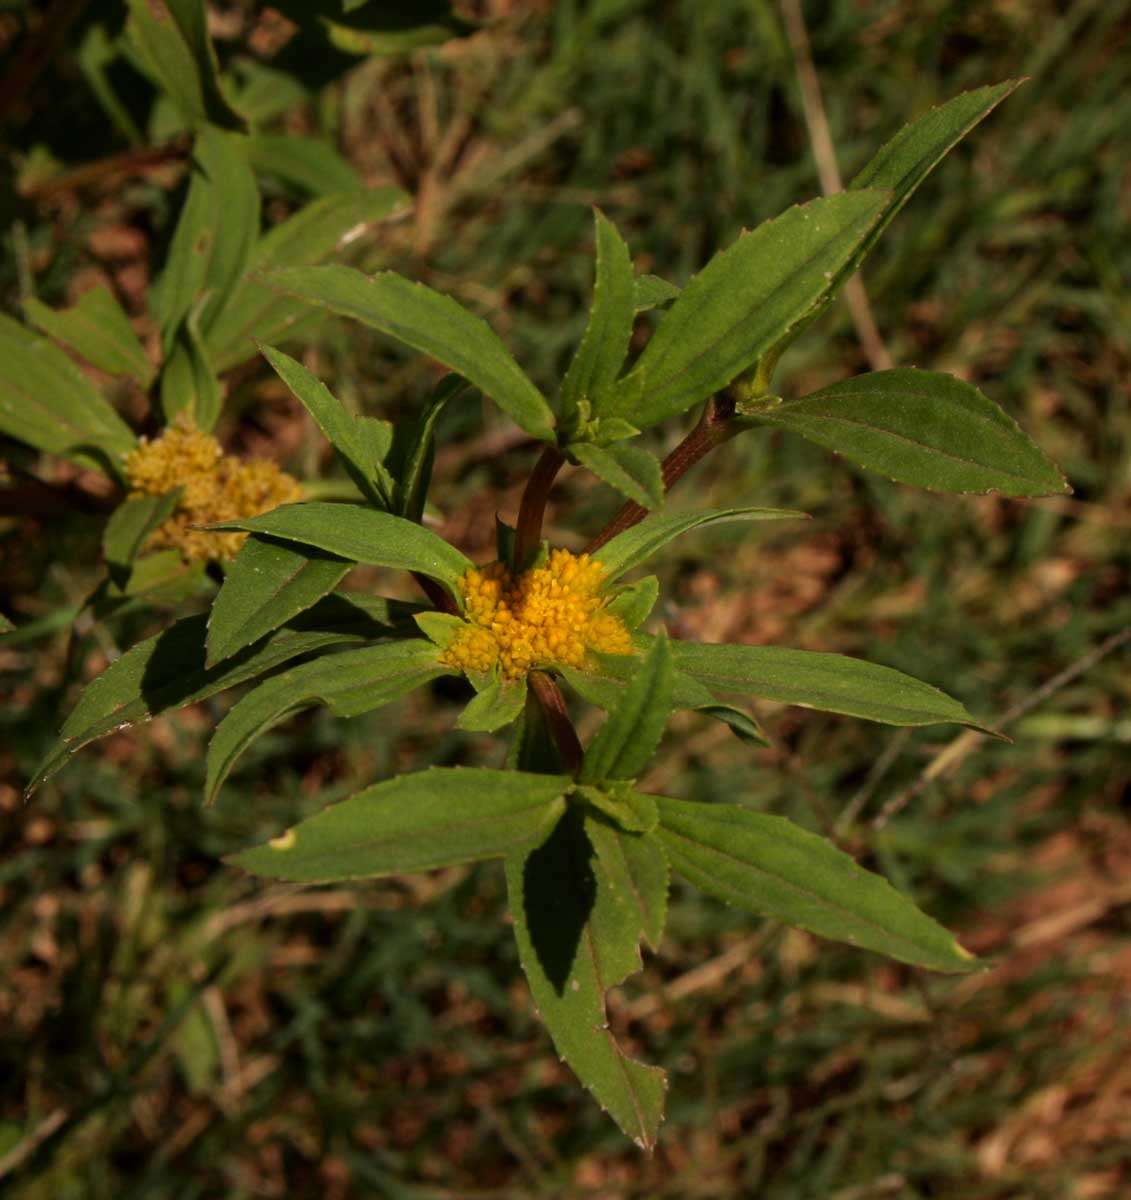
2,0,1131,1195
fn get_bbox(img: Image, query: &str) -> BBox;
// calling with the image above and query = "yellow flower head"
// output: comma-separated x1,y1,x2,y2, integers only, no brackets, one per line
123,416,302,563
442,548,631,681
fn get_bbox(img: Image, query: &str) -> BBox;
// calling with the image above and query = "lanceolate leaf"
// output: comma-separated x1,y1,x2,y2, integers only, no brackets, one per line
268,265,556,442
204,640,447,804
388,375,467,523
232,767,570,881
750,369,1067,496
211,502,473,598
625,191,889,428
670,641,990,730
160,311,222,430
25,286,155,386
0,313,137,473
248,134,361,197
28,595,422,793
206,535,353,667
847,82,1020,277
560,654,715,713
582,633,673,782
207,189,410,371
103,491,182,586
587,817,668,950
559,209,636,425
152,129,259,349
458,675,528,733
505,809,668,1148
163,0,247,131
593,506,805,582
655,796,977,972
125,0,246,132
571,442,664,510
776,83,1022,357
261,345,392,508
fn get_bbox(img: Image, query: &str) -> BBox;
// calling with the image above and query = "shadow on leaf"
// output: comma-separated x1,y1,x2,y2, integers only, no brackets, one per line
523,807,596,995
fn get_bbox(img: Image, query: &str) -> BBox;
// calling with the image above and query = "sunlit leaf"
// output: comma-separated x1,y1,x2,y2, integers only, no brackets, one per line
656,796,978,972
232,767,569,880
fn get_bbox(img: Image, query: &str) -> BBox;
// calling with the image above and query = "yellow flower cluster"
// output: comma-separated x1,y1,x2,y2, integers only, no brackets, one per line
442,548,632,681
123,417,302,563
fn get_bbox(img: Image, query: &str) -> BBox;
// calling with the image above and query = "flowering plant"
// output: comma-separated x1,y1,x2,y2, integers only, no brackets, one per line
31,82,1067,1146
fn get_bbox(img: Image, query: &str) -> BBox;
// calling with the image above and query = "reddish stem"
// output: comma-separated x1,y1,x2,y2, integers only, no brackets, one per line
413,572,456,613
513,446,564,567
584,395,740,554
528,671,583,775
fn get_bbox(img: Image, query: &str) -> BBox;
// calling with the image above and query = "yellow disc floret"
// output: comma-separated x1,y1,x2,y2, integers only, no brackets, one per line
442,548,632,681
123,416,302,563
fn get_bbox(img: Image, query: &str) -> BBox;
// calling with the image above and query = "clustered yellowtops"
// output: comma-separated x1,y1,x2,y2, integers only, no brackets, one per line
124,417,302,562
442,548,632,681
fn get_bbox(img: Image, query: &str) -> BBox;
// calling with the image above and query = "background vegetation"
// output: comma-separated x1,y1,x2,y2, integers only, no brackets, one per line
2,0,1130,1195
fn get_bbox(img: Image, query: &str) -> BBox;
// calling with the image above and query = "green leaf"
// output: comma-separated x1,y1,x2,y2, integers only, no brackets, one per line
0,313,137,474
206,535,353,667
582,633,673,782
90,550,209,620
603,576,659,629
632,273,680,312
846,82,1021,282
207,189,409,371
232,767,569,881
205,640,447,804
0,612,16,634
593,506,806,582
655,796,977,972
625,191,889,428
268,265,556,442
209,502,473,598
389,376,466,522
163,0,247,130
260,345,392,508
587,817,668,950
77,24,144,145
316,1,477,56
126,0,247,132
772,84,1023,361
572,442,664,509
560,209,636,425
102,490,181,586
457,674,528,733
159,310,222,430
750,369,1067,496
28,594,422,793
248,134,360,197
670,641,991,730
25,287,155,386
560,654,714,713
152,129,259,349
574,782,659,835
505,809,667,1148
413,610,465,649
695,702,770,747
